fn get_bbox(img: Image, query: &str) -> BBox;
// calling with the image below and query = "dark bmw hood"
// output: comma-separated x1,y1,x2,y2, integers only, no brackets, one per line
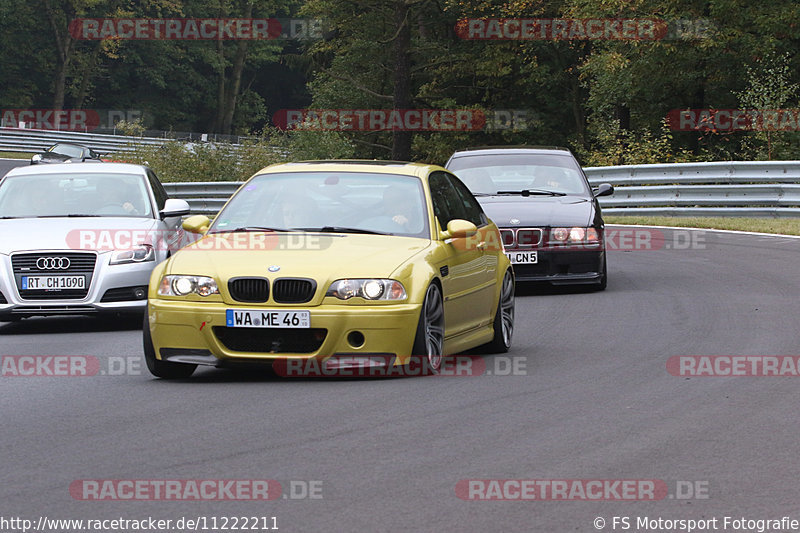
477,195,595,228
37,153,72,163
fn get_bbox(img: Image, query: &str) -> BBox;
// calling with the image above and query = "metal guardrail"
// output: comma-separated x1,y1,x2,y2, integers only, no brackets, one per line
163,182,242,215
583,161,800,184
164,161,800,217
0,127,168,154
583,161,800,217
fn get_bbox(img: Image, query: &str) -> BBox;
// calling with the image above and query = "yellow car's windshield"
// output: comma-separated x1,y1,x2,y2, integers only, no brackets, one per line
210,171,430,238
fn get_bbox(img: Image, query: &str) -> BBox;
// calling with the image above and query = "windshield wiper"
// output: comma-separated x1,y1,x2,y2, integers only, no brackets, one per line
30,214,104,218
300,226,390,235
211,226,294,234
496,189,567,197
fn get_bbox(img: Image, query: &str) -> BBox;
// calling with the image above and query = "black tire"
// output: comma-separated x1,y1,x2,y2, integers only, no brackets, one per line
142,314,196,379
410,282,445,374
483,269,515,353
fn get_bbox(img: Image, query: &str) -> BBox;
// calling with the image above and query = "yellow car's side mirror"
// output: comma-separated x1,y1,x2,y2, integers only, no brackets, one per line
442,219,478,239
182,215,211,234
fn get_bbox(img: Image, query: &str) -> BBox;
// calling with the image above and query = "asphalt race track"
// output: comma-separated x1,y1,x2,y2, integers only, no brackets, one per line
0,158,28,176
1,227,799,532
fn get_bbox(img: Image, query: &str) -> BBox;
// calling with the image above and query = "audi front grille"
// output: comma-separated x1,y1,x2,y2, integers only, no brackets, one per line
11,252,96,300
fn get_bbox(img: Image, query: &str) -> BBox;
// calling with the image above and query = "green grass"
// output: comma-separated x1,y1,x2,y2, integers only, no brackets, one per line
0,151,34,159
604,216,800,236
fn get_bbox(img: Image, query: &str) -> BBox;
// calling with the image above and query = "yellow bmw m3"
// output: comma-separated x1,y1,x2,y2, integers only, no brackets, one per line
143,161,514,378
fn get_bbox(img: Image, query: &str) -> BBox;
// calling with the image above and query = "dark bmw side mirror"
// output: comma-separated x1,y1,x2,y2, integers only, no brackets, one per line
592,183,614,197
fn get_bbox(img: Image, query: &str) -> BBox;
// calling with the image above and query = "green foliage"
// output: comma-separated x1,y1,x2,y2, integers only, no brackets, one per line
121,128,354,182
121,140,280,182
114,119,146,137
578,118,699,166
3,0,800,165
275,129,356,160
734,51,800,160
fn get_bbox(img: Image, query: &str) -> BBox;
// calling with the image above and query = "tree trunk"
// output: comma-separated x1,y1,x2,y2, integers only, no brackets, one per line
614,104,630,165
43,0,75,111
75,42,102,110
689,74,705,155
391,0,412,160
222,2,252,134
215,37,226,132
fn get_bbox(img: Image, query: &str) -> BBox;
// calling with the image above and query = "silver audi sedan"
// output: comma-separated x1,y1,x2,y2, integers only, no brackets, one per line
0,163,190,321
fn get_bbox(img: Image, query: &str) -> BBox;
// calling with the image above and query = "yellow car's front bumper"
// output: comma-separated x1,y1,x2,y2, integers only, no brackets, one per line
148,299,422,367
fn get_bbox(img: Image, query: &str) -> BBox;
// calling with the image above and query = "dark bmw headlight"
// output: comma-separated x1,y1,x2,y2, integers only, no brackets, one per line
550,227,600,244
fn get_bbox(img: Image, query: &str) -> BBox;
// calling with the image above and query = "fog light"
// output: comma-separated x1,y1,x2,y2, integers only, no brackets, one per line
133,287,147,300
347,331,365,348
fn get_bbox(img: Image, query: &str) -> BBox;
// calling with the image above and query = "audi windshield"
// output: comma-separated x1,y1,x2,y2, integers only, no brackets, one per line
0,173,153,218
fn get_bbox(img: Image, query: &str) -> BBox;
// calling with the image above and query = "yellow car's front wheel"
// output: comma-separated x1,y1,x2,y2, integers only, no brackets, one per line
410,282,445,373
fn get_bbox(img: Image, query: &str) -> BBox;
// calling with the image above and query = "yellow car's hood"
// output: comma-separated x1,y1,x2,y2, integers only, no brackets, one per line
167,232,432,304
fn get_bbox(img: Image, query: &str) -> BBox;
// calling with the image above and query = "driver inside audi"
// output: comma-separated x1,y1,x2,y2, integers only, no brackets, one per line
24,184,61,216
95,180,138,215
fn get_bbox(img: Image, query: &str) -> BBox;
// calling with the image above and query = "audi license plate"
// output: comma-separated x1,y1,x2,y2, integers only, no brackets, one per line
21,276,85,290
505,251,538,264
226,309,310,328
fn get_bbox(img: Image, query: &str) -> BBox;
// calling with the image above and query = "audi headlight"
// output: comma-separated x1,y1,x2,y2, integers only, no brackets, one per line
110,245,155,265
158,275,219,297
326,279,407,301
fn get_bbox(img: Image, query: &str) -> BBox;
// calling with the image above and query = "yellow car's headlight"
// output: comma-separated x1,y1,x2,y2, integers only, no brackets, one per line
158,275,219,297
326,279,407,301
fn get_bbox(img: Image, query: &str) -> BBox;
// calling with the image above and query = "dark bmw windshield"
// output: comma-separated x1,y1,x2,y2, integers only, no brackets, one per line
48,144,85,158
448,153,591,197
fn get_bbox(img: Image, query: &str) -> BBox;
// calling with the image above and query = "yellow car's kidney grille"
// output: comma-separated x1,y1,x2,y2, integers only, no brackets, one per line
228,277,269,303
272,278,316,303
213,327,327,353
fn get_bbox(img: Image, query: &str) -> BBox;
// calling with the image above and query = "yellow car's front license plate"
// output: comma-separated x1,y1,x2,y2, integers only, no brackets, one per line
225,309,310,328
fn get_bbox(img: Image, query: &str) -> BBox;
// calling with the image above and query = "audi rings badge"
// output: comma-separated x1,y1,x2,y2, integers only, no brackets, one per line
36,257,71,270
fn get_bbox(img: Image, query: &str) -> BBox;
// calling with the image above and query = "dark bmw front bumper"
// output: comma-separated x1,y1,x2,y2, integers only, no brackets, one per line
508,248,604,284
